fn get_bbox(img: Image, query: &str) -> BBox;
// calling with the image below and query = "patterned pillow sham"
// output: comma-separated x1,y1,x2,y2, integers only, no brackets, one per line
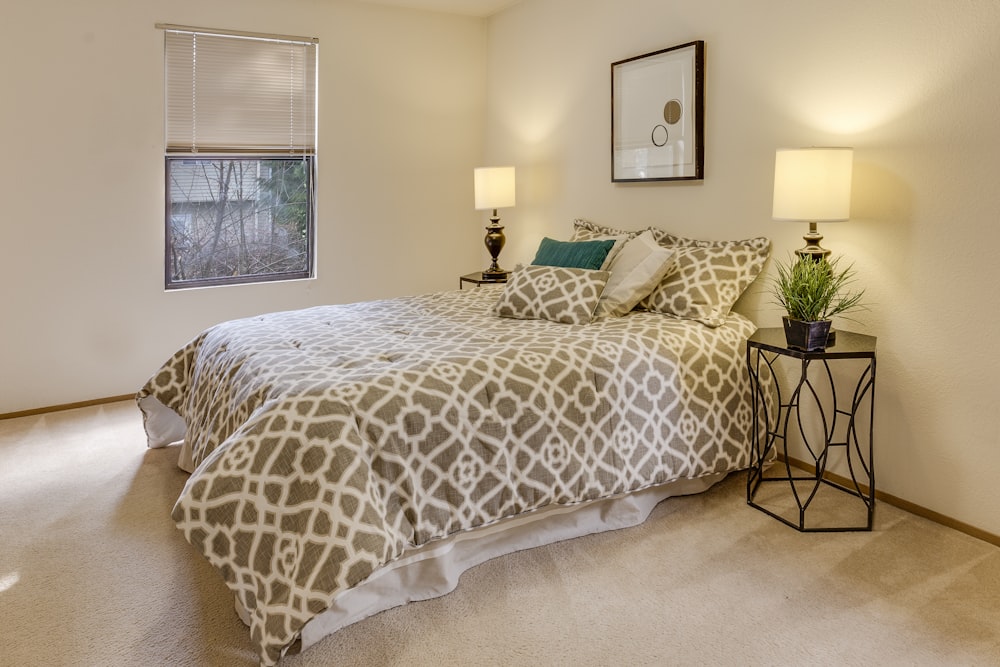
639,235,771,327
595,230,677,318
648,229,769,251
570,218,643,241
492,265,610,325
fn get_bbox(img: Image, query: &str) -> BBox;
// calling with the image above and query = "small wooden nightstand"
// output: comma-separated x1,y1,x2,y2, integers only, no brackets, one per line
459,272,509,289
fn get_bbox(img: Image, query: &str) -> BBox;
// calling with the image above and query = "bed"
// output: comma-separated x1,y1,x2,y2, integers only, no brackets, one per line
137,221,771,664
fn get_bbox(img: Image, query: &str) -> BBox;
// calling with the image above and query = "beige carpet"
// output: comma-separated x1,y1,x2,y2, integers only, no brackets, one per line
1,400,999,667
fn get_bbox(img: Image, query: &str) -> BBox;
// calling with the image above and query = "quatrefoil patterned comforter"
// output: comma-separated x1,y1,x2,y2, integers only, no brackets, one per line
137,286,757,664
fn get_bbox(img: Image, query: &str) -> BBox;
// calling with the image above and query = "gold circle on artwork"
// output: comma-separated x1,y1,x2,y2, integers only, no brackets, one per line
663,99,682,125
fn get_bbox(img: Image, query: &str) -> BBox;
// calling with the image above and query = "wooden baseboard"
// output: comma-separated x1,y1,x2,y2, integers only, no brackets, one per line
781,454,1000,548
0,395,134,421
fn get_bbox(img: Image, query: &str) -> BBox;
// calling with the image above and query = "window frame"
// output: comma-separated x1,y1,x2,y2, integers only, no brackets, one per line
159,24,318,290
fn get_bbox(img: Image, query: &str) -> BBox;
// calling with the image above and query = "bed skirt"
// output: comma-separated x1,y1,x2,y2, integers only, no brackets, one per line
234,472,727,656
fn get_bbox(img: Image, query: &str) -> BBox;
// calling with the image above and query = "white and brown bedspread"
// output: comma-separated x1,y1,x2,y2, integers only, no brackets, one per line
137,286,757,664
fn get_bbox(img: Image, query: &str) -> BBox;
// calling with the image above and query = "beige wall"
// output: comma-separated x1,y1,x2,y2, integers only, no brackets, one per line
0,0,485,412
484,0,1000,535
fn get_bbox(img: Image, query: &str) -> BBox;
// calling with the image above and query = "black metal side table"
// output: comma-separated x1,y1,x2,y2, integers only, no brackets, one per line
746,327,877,531
459,272,509,289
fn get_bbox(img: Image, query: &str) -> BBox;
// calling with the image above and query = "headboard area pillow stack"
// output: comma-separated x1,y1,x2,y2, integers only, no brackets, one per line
490,219,769,326
571,218,770,326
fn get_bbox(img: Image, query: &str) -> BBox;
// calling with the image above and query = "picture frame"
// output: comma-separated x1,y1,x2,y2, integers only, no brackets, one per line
611,40,705,182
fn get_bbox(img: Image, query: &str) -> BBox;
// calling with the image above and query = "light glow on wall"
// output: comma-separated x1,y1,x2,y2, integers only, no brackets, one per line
758,13,994,136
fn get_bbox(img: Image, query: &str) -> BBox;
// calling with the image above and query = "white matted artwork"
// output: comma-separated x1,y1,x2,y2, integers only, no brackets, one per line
611,41,704,182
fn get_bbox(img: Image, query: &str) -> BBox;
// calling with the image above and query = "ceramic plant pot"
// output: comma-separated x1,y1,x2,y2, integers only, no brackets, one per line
782,316,832,352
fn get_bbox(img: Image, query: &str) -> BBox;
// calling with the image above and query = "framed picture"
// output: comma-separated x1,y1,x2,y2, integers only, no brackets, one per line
611,41,704,182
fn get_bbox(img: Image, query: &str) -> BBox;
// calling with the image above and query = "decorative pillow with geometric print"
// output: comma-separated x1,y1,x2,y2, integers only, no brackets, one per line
492,264,610,325
646,229,768,251
570,218,642,242
639,235,771,327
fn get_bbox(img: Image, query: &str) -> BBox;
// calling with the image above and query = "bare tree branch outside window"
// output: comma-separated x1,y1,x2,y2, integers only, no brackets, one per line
166,157,312,288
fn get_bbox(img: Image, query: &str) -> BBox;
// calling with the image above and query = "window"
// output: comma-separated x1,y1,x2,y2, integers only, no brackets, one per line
160,25,318,289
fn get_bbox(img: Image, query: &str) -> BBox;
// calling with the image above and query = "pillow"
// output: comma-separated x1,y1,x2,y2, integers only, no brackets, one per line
568,220,634,270
594,230,677,318
639,236,771,327
531,237,616,270
571,218,643,241
492,265,610,325
598,236,628,271
648,229,767,250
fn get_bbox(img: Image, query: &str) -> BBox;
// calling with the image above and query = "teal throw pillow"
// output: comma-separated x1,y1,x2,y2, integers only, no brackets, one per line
531,237,616,270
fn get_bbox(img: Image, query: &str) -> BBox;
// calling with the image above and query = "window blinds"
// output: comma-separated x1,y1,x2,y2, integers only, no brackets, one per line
162,26,318,154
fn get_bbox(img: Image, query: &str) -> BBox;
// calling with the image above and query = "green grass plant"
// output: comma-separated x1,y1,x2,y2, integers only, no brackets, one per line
770,254,866,322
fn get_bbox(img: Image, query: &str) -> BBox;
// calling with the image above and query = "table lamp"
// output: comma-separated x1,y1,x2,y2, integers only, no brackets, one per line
772,147,853,260
474,166,515,279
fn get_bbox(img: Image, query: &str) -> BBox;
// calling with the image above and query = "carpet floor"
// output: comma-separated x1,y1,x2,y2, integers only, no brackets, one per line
1,400,998,666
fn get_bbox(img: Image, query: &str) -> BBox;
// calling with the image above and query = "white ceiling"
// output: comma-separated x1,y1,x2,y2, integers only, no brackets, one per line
350,0,523,17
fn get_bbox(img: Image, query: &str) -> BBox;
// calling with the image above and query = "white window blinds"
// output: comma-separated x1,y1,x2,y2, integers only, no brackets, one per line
162,26,318,154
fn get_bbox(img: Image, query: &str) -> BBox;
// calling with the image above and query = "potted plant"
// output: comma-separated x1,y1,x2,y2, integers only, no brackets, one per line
770,254,866,351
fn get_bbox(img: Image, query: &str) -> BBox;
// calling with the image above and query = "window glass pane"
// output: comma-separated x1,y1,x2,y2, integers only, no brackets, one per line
166,157,312,288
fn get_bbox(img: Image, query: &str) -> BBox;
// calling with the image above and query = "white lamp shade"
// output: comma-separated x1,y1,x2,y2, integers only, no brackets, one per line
772,148,853,222
474,166,516,210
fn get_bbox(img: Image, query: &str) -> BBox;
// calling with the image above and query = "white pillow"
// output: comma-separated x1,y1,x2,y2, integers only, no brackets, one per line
595,230,677,318
599,235,628,270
